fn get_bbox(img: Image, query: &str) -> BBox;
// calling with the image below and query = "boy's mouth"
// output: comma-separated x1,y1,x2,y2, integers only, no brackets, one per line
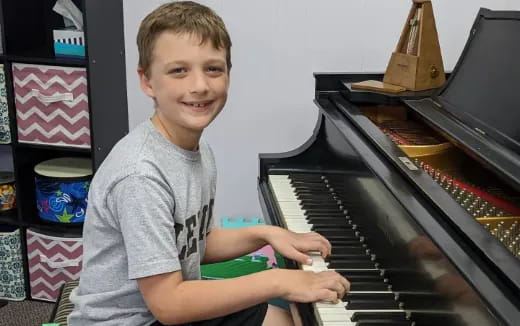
183,101,212,111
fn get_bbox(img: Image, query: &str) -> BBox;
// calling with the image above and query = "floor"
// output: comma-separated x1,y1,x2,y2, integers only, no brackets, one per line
0,299,54,326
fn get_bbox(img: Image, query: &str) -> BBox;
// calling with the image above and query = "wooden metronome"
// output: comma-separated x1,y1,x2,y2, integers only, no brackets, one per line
353,0,445,93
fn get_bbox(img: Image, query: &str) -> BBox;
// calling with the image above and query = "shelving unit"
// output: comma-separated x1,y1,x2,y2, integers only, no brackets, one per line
0,0,128,301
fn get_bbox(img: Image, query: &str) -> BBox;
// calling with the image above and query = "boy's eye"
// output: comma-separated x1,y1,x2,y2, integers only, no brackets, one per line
169,67,186,74
207,66,224,73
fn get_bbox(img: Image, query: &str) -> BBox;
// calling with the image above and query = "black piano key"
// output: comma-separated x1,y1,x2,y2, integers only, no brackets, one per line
300,202,342,207
298,191,334,196
302,205,344,211
347,300,400,310
306,218,350,225
298,188,335,193
323,235,361,242
328,259,378,269
397,293,451,310
329,253,373,262
291,178,325,182
302,203,347,209
355,322,412,326
409,312,464,326
300,208,349,216
351,312,407,322
339,269,382,277
299,197,344,203
308,219,352,225
306,212,349,218
290,178,326,183
349,282,390,291
292,186,328,191
305,210,349,216
312,225,353,232
295,191,331,197
329,239,366,246
310,224,354,231
310,219,351,225
315,229,358,237
341,274,386,283
332,246,369,255
326,254,371,262
344,293,395,301
291,184,324,189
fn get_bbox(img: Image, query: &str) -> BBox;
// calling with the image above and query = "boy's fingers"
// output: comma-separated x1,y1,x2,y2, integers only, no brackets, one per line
317,289,339,304
311,234,332,257
296,251,312,265
325,277,346,300
304,239,331,258
341,276,351,293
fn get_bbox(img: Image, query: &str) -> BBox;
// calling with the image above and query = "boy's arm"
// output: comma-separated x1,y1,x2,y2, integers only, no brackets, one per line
138,266,349,325
203,225,331,265
202,227,268,263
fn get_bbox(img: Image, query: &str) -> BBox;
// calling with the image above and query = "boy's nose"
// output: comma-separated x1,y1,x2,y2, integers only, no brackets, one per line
189,71,210,95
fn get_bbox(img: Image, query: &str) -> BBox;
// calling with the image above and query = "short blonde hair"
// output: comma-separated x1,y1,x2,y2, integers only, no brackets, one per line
137,1,232,77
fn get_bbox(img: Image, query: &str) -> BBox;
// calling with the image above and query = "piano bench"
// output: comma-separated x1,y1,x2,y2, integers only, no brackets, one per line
48,279,79,326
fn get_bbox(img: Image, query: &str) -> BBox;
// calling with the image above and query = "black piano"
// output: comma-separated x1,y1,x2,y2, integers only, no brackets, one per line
258,8,520,326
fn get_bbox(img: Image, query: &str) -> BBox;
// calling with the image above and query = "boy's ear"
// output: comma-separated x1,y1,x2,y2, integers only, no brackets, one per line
137,67,155,99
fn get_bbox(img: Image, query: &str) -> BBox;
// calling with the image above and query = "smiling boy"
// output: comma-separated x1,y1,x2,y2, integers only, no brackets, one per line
68,2,349,325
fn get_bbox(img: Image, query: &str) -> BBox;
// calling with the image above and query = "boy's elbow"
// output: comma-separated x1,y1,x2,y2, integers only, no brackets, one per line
138,271,187,325
152,305,179,325
149,296,189,325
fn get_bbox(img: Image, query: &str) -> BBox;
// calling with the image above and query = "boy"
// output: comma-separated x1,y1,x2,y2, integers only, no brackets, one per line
69,1,349,325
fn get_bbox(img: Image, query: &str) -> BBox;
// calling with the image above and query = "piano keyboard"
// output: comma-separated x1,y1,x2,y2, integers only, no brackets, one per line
269,173,464,326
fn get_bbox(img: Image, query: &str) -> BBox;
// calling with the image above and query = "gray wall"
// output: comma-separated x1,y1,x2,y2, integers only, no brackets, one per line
123,0,520,221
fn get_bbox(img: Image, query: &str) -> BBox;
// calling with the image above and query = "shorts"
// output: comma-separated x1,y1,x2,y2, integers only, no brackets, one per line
150,302,268,326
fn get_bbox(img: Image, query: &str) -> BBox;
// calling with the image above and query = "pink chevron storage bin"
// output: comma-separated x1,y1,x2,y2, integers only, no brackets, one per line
12,63,90,148
27,228,83,302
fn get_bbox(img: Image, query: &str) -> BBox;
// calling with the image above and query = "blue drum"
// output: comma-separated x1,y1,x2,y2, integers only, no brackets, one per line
34,158,92,224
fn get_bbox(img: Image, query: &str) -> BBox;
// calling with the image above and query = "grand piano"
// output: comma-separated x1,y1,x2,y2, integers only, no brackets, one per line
258,8,520,326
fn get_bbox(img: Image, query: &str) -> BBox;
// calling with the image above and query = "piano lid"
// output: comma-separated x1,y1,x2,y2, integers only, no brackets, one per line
405,8,520,191
436,8,520,154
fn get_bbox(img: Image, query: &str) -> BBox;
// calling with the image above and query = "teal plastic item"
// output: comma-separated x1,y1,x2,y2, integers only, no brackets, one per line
54,42,85,58
221,216,264,229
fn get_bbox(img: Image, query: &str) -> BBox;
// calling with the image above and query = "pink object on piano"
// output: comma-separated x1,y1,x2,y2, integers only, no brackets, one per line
251,245,277,267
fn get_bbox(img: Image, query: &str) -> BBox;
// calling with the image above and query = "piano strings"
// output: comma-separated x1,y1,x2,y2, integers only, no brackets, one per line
362,105,520,258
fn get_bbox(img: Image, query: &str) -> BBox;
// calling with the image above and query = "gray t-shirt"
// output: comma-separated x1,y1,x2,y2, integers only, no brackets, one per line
68,119,217,325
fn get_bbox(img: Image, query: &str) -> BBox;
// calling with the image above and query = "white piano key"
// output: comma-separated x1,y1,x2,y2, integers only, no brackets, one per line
278,201,302,209
303,264,329,272
315,302,347,309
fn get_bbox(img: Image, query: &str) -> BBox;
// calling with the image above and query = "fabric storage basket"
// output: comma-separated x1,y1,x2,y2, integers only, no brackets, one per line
0,172,16,212
27,228,82,302
12,63,90,148
0,226,26,301
0,64,11,144
35,157,92,224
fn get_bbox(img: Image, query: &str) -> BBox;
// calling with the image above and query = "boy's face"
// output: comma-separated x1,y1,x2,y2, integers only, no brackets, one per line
139,31,229,135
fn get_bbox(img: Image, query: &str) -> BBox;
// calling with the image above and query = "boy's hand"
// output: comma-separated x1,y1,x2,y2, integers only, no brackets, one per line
265,227,331,265
276,269,350,304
